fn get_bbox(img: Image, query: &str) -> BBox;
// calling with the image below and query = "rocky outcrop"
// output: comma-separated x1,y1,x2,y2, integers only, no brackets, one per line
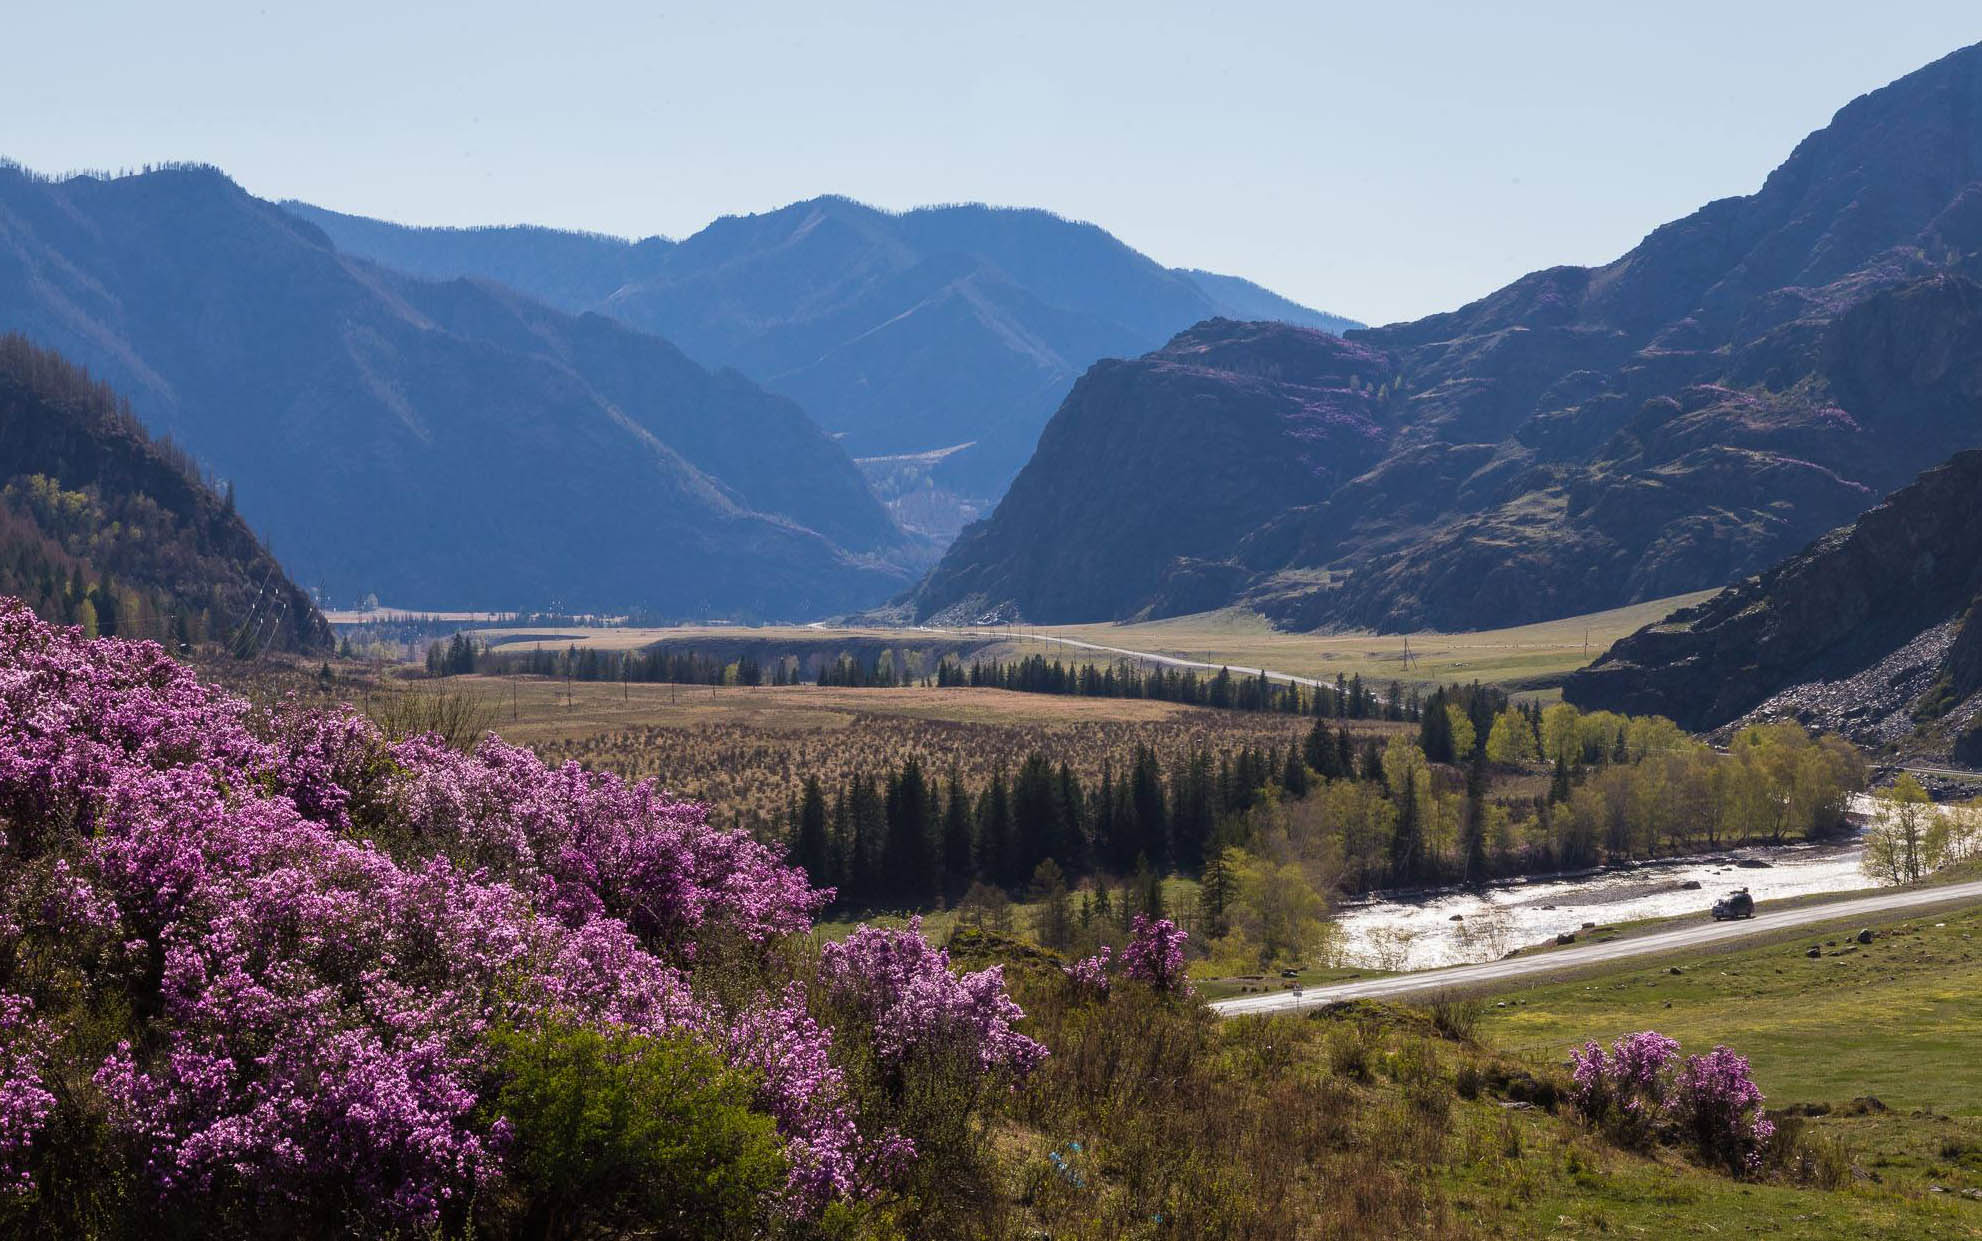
1563,452,1982,733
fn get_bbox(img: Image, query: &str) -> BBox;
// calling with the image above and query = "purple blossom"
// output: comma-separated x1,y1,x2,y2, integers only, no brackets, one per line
1062,947,1112,997
819,918,1047,1077
1673,1046,1775,1174
0,996,54,1193
1120,916,1192,995
0,598,1036,1223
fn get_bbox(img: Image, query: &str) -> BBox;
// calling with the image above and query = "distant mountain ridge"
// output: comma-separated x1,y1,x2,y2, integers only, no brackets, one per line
0,163,905,616
909,41,1982,630
1564,451,1982,764
0,334,328,652
283,196,1359,526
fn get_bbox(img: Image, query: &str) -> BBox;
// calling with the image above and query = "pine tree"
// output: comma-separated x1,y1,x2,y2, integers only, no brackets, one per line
1281,744,1310,798
940,771,974,906
1549,756,1573,804
882,758,936,907
1196,845,1235,939
975,772,1014,892
793,776,832,892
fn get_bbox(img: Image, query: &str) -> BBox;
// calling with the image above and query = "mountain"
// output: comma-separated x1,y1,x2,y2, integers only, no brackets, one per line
274,203,677,313
0,162,905,617
0,334,329,652
1563,451,1982,764
284,196,1359,531
910,42,1982,629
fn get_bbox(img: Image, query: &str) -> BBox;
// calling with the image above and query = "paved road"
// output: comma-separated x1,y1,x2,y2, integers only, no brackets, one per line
1210,878,1982,1018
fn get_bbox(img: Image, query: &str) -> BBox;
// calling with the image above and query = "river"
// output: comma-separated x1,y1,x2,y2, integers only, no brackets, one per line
1330,796,1889,971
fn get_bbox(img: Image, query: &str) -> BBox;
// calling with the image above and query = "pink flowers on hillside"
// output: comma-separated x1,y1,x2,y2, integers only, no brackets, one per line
0,599,1038,1229
1062,947,1112,996
1571,1030,1775,1173
820,918,1047,1077
1120,915,1193,995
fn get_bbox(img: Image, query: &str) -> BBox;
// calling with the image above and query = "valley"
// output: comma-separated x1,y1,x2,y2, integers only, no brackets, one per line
10,16,1982,1240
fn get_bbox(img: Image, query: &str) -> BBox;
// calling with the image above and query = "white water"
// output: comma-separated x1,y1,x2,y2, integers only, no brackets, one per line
1331,796,1886,971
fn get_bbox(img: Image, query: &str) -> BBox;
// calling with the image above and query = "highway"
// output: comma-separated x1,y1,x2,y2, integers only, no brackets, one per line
1210,878,1982,1017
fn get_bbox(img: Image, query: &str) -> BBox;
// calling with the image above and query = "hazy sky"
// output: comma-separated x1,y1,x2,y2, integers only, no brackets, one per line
5,3,1977,325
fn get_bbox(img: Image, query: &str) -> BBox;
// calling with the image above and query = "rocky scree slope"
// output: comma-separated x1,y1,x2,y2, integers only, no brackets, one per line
1563,451,1982,761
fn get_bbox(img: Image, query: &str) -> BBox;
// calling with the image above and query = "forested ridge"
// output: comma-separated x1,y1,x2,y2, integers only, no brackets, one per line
0,335,327,653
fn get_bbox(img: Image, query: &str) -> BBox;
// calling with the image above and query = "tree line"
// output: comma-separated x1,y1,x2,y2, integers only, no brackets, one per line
790,698,1868,924
449,640,1431,722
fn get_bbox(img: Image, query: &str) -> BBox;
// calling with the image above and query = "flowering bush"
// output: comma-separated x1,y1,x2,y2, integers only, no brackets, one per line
0,997,53,1194
0,599,1038,1232
1673,1046,1776,1174
819,918,1047,1079
1120,916,1192,996
1569,1031,1773,1174
1569,1030,1680,1146
1062,948,1112,997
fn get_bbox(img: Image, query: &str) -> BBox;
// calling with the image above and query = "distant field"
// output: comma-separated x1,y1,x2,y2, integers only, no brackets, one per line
451,677,1393,837
456,590,1718,695
1014,592,1719,691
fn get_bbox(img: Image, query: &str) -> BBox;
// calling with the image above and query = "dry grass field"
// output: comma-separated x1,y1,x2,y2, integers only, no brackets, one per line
1008,591,1718,691
454,590,1717,698
449,676,1399,837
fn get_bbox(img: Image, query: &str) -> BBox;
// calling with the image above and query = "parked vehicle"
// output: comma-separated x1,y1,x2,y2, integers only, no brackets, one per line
1711,888,1756,920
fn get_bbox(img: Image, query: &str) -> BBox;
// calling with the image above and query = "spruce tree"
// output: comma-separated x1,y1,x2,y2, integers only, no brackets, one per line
940,772,974,906
793,776,832,892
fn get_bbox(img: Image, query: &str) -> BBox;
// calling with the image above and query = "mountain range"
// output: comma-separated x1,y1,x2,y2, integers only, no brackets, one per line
0,333,327,652
1565,450,1982,765
910,42,1982,630
0,162,906,617
283,196,1358,534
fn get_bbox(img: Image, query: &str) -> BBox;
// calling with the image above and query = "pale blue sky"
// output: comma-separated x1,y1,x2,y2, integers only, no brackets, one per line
4,2,1977,324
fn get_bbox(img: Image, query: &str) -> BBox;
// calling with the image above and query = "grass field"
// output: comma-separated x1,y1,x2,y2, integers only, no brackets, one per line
446,590,1719,696
1014,592,1718,692
445,677,1391,836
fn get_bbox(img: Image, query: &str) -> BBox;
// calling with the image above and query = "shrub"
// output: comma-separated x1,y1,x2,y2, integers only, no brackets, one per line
0,598,1039,1232
1672,1047,1775,1175
484,1021,785,1240
1061,948,1112,998
1120,916,1192,996
1569,1031,1679,1148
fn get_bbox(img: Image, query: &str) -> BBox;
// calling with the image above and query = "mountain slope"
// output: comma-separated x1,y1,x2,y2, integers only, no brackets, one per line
286,195,1359,520
912,41,1982,629
0,334,328,652
0,163,904,617
278,201,677,313
1563,451,1982,759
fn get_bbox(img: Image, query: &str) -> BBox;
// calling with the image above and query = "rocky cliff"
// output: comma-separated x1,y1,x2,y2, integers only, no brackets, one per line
1564,452,1982,745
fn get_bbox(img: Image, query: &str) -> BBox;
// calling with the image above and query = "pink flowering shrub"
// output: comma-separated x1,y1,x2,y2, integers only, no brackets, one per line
1673,1046,1776,1174
0,598,1035,1232
1568,1030,1680,1146
1062,947,1112,997
0,997,53,1194
1119,916,1192,996
1570,1031,1774,1174
819,918,1047,1079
